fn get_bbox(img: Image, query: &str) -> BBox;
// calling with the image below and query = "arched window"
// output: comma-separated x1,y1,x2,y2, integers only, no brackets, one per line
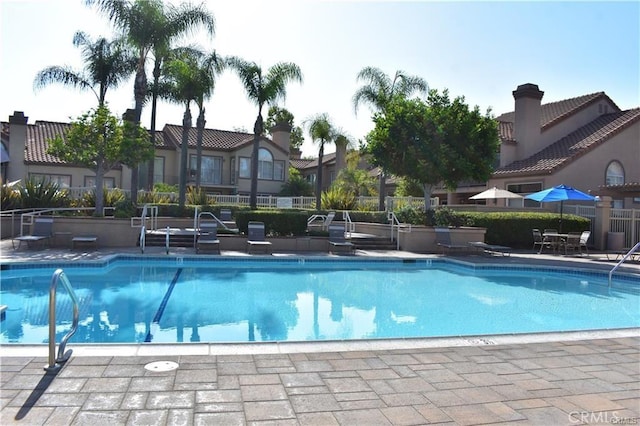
605,161,624,186
258,148,273,179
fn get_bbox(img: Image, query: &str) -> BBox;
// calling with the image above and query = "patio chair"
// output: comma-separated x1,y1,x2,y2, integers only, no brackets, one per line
434,227,468,254
562,232,582,255
579,231,590,255
246,221,272,254
328,224,354,255
12,217,54,250
533,228,553,254
196,222,220,254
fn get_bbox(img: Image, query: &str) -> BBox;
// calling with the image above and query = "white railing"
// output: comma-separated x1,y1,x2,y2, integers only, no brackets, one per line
387,211,412,250
610,208,640,248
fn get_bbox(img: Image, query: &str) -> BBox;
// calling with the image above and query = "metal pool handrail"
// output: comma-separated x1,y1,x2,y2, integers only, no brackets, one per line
45,269,80,372
609,241,640,287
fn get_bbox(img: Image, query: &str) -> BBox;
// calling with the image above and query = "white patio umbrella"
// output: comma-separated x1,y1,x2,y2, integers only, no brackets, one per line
469,187,523,200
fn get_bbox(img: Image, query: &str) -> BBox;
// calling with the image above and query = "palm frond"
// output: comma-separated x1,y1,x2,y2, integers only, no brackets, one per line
33,66,98,100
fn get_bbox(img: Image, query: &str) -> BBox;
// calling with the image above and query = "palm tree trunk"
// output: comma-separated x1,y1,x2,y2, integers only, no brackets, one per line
315,143,324,211
94,163,105,217
250,113,263,210
130,66,147,206
178,107,192,209
147,61,161,191
195,108,205,189
378,171,385,211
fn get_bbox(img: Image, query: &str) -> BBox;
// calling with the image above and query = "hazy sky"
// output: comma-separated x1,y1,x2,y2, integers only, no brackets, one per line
1,1,638,157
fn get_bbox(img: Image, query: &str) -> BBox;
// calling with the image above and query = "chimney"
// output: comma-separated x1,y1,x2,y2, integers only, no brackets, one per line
512,83,544,160
270,121,291,153
335,141,347,173
7,111,29,182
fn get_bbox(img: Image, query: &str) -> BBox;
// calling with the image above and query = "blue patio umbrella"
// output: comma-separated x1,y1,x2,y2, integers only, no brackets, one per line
525,184,596,232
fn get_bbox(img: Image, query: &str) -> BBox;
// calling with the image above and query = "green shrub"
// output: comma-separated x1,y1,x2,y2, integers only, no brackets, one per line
393,205,426,225
1,181,20,210
186,186,211,206
18,178,69,209
114,199,136,218
234,210,308,236
321,187,357,210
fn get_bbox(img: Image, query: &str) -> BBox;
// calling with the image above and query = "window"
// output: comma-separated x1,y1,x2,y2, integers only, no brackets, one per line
239,157,251,178
307,174,316,184
258,148,273,179
507,182,542,208
230,157,236,184
240,149,285,181
605,161,624,186
29,173,71,188
154,156,165,184
189,154,222,184
274,160,285,181
84,176,116,188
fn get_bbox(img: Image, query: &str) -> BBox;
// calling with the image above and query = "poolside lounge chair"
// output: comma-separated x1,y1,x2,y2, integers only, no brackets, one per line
468,241,512,257
246,221,272,254
307,211,336,230
434,227,468,254
196,222,221,254
220,209,232,221
12,217,54,250
579,231,590,255
328,224,354,254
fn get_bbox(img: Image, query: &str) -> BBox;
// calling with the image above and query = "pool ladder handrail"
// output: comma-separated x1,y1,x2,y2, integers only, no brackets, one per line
387,211,411,250
45,269,80,372
608,241,640,287
140,225,146,253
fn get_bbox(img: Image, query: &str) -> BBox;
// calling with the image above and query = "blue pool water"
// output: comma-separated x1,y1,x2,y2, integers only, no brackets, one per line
1,258,638,344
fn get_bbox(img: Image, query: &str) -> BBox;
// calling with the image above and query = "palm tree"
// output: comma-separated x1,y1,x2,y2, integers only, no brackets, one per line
85,0,215,201
305,113,336,211
226,57,303,209
191,51,224,189
158,48,214,209
33,31,136,106
353,67,428,210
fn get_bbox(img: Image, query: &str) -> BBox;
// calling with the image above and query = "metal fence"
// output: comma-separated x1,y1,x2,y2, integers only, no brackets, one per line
609,208,640,248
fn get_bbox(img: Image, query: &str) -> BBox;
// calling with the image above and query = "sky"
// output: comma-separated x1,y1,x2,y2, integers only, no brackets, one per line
1,0,639,158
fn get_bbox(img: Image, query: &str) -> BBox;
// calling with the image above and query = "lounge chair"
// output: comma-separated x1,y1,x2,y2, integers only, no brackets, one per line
196,222,220,254
434,227,468,254
307,211,336,230
12,217,54,250
468,241,512,257
220,209,232,221
533,228,554,254
328,224,354,254
246,221,272,254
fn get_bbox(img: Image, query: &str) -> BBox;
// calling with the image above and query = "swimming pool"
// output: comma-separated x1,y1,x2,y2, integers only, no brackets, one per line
1,257,638,344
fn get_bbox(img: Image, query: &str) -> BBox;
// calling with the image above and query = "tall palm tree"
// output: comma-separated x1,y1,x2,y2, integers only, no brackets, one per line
353,67,428,210
34,31,136,106
85,0,215,201
226,57,303,209
158,48,210,209
305,113,335,211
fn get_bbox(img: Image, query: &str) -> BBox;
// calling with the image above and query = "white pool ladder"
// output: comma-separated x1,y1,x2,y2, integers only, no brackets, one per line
608,241,640,287
45,269,80,372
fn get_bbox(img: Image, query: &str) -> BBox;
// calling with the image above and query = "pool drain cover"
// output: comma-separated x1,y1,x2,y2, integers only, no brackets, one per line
144,361,179,372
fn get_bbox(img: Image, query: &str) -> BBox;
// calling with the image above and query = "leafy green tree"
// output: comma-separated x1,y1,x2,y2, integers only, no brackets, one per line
85,0,216,199
395,177,424,197
333,167,377,197
226,57,303,209
353,67,428,210
279,167,313,196
34,31,136,106
366,89,500,211
304,113,335,211
265,106,305,150
47,105,151,215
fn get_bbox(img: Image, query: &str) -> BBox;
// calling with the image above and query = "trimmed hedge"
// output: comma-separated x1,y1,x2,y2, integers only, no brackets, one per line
234,210,309,236
458,211,591,248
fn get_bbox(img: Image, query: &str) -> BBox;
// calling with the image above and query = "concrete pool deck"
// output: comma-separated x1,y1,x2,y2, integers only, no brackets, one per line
1,241,639,425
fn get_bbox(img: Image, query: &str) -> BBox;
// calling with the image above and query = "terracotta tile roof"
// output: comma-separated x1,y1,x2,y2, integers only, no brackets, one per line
495,92,618,131
493,108,640,177
161,124,254,151
296,152,336,170
290,158,314,169
26,121,72,164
